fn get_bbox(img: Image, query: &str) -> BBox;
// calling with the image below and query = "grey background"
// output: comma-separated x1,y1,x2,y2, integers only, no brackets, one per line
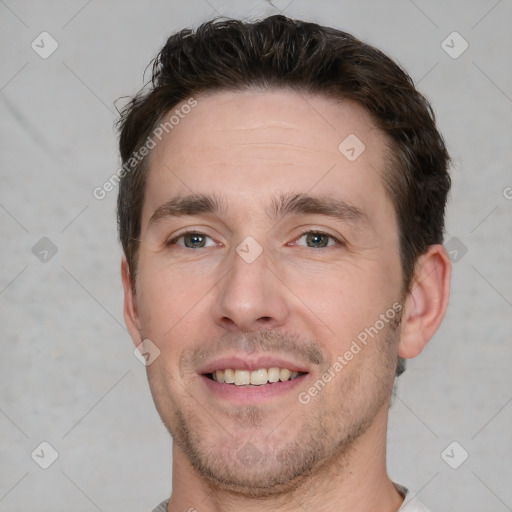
1,0,511,510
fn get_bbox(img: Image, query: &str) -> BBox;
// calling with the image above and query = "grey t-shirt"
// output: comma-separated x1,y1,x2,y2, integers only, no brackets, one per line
151,500,169,512
395,485,431,511
150,486,431,511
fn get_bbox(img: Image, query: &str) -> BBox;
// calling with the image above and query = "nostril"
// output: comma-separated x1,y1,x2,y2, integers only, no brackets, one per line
258,316,272,323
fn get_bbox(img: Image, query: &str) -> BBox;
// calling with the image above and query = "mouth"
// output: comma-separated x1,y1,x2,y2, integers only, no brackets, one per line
198,356,311,402
205,367,307,386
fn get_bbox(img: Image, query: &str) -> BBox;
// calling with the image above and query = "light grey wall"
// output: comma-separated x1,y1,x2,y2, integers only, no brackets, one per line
1,1,511,510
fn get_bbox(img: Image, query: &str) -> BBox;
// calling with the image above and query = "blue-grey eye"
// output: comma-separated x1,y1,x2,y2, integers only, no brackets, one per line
296,232,336,248
167,231,217,249
183,233,207,248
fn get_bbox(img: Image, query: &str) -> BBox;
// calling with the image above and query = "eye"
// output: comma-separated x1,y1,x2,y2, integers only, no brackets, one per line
168,232,216,249
295,231,339,248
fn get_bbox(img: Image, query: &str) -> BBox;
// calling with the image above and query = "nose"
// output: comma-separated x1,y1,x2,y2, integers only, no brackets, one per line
211,243,289,333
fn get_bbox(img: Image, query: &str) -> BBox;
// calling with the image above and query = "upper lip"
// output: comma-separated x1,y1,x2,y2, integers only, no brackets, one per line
198,355,311,375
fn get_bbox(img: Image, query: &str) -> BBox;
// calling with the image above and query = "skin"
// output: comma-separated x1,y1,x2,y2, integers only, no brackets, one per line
122,89,451,512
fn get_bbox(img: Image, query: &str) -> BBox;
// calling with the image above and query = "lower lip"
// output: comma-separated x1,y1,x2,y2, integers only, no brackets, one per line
201,374,308,403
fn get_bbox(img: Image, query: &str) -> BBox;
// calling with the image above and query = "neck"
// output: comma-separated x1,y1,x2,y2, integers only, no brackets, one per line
167,406,403,512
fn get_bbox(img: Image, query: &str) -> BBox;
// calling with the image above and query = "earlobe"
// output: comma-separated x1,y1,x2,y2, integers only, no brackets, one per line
398,244,451,359
121,258,143,347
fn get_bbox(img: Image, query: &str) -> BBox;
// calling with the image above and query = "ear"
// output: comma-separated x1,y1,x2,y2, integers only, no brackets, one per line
399,244,451,359
121,257,143,347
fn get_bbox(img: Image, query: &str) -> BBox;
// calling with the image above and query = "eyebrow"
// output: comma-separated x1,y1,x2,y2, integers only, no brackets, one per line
149,193,226,225
268,192,368,226
148,192,368,227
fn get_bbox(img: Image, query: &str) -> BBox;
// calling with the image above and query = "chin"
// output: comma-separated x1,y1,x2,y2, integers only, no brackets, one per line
170,406,362,499
192,452,317,498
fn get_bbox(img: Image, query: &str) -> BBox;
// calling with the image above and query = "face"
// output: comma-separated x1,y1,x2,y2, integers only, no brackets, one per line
126,90,405,496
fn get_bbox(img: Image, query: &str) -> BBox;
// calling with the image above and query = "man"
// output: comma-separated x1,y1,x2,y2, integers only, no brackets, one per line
117,15,451,512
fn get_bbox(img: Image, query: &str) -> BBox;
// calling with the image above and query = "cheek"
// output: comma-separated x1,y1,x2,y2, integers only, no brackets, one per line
136,261,201,338
284,260,399,343
294,258,360,297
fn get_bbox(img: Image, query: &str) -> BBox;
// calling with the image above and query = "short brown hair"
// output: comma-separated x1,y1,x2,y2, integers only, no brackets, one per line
117,15,450,294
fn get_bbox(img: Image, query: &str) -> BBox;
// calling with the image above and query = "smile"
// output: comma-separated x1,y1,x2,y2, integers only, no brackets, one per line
207,367,306,386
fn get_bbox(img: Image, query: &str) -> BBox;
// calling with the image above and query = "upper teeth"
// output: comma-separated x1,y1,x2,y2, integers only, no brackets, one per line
212,368,301,386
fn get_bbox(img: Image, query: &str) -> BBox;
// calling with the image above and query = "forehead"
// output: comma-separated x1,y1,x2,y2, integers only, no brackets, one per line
144,89,394,226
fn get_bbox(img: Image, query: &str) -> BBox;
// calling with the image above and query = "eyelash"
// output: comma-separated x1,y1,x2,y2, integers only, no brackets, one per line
166,230,344,248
